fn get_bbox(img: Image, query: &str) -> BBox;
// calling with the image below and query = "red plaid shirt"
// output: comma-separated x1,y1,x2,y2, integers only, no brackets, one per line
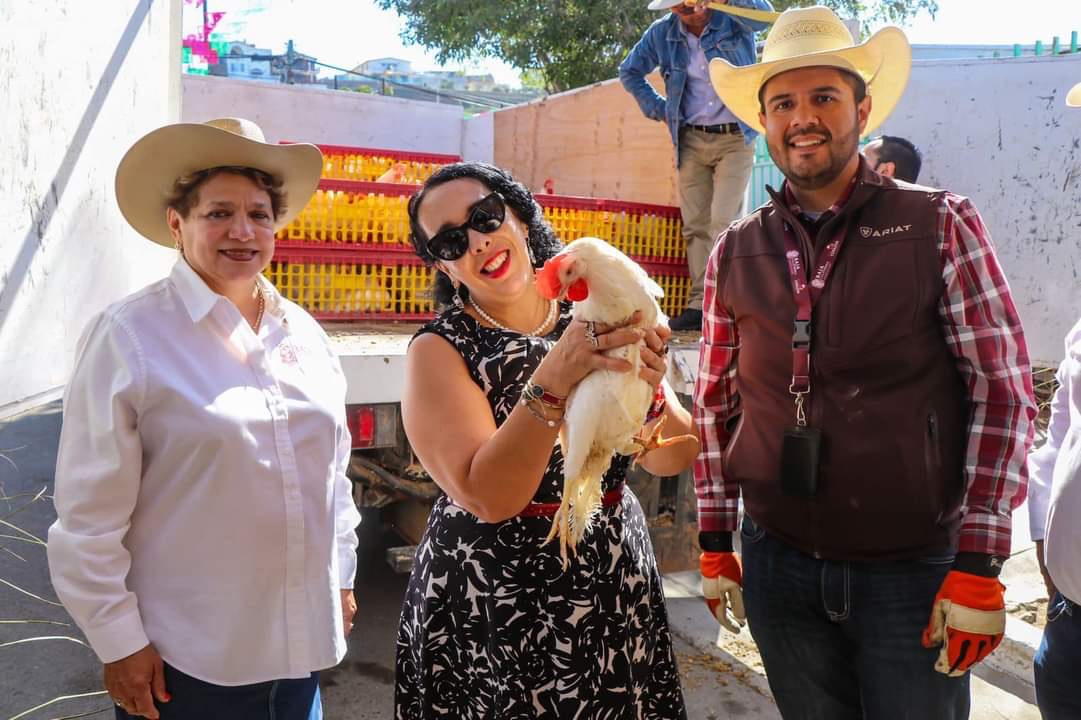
692,184,1037,557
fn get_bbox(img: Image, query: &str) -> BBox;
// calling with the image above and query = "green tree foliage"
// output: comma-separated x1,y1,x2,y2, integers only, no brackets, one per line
378,0,654,93
379,1,936,93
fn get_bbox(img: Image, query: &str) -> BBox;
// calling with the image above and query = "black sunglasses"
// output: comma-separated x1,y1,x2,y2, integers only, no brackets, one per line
426,192,506,261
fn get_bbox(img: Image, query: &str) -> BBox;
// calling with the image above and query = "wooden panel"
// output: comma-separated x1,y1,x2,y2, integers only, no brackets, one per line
493,75,679,206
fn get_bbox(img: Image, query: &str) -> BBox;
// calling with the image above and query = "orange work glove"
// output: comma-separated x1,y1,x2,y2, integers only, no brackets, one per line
700,551,745,634
921,570,1006,676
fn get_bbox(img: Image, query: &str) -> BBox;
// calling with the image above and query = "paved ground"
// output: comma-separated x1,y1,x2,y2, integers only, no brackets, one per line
0,402,1043,719
0,402,110,720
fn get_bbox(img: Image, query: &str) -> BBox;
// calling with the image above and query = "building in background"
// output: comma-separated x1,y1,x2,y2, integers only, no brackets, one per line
209,41,274,80
358,57,413,76
321,56,540,112
272,43,319,84
185,38,322,86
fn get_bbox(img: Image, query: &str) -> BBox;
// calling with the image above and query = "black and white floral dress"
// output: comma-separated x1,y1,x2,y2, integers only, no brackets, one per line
395,305,687,720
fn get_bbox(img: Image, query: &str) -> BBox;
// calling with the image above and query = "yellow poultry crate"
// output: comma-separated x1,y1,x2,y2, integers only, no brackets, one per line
269,178,690,321
266,247,434,320
539,195,685,265
280,142,461,184
283,181,413,245
281,181,685,266
645,264,692,319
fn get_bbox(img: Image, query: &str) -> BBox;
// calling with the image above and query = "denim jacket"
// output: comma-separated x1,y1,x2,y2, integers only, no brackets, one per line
619,1,773,154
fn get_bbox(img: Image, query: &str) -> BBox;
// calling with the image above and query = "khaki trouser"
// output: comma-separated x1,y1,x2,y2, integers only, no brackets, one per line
677,128,755,310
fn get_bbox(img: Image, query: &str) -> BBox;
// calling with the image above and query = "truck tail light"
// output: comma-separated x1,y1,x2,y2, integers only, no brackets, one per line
346,403,399,449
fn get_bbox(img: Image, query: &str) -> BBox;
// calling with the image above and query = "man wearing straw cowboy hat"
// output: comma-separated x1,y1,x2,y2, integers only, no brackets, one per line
619,0,774,332
1026,80,1081,720
691,6,1036,717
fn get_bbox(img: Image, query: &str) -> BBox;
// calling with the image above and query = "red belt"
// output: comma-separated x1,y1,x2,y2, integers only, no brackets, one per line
517,483,625,518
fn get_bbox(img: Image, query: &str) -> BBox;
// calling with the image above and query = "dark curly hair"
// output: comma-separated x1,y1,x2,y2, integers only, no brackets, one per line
408,162,562,307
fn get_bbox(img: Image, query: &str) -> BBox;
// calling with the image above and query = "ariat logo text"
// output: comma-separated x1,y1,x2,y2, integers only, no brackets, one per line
858,224,912,238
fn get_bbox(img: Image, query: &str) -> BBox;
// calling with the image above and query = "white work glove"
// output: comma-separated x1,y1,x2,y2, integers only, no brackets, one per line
700,551,746,634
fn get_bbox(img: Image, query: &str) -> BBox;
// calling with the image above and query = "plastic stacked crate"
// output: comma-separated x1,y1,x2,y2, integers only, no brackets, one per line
269,141,461,321
269,180,435,321
282,142,462,185
267,150,688,320
537,194,688,318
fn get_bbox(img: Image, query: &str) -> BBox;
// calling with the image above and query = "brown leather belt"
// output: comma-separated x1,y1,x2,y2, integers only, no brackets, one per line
517,483,625,518
685,122,741,134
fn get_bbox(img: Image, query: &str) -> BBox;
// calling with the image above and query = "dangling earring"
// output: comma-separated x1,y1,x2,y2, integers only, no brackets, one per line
526,241,537,268
174,239,183,257
452,281,464,310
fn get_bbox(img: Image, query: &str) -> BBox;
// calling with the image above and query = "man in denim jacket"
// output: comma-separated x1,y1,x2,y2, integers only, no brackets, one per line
619,0,772,331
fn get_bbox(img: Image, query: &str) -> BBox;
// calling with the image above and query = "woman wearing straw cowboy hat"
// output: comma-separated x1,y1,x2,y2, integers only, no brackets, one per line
1026,80,1081,720
691,6,1036,718
46,118,360,719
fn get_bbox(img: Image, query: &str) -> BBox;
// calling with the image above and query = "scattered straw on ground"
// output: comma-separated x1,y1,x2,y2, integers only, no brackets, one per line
676,650,768,696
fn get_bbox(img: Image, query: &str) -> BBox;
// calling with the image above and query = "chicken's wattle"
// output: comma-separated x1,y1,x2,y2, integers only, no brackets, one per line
567,279,589,301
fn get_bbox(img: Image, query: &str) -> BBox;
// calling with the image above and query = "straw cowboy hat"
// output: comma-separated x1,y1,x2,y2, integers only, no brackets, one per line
708,5,911,136
647,0,689,9
1068,82,1081,107
115,118,323,247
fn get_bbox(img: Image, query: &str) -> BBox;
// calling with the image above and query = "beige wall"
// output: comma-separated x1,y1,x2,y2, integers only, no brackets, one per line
493,75,678,203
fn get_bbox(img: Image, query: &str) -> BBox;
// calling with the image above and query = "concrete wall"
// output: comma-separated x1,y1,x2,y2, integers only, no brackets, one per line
878,54,1081,365
182,75,465,154
462,112,495,163
0,0,181,418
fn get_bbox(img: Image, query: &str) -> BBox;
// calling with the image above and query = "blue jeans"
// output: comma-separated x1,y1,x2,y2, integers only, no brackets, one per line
740,516,970,720
1034,592,1081,719
114,663,321,720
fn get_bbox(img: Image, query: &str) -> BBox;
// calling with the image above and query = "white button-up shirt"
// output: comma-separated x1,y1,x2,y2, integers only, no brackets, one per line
47,259,360,686
1029,317,1081,604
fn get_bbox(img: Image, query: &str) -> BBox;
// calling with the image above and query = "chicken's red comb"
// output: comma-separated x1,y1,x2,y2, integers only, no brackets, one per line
536,253,589,301
536,255,565,299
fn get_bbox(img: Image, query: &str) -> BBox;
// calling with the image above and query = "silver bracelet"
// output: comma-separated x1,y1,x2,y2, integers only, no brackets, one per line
520,396,561,428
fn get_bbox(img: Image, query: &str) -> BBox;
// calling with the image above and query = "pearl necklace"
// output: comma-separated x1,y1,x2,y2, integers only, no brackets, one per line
469,297,558,337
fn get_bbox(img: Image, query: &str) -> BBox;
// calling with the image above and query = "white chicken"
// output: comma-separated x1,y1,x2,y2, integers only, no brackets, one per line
535,237,692,565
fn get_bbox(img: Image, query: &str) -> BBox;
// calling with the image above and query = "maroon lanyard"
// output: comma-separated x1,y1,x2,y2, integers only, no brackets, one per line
781,219,848,425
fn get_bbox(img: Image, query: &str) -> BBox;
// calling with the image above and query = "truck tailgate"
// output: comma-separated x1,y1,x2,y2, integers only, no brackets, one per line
327,323,420,405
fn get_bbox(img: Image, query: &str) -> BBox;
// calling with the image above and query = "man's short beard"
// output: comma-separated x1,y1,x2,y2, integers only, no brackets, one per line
772,116,861,191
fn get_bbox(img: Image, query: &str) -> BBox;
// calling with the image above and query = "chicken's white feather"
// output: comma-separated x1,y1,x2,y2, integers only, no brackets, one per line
540,237,666,566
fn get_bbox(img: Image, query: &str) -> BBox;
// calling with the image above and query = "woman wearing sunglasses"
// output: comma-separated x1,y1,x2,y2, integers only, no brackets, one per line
394,162,695,719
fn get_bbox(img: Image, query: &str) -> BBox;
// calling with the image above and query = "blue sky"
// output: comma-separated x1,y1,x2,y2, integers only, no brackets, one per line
188,0,1081,87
